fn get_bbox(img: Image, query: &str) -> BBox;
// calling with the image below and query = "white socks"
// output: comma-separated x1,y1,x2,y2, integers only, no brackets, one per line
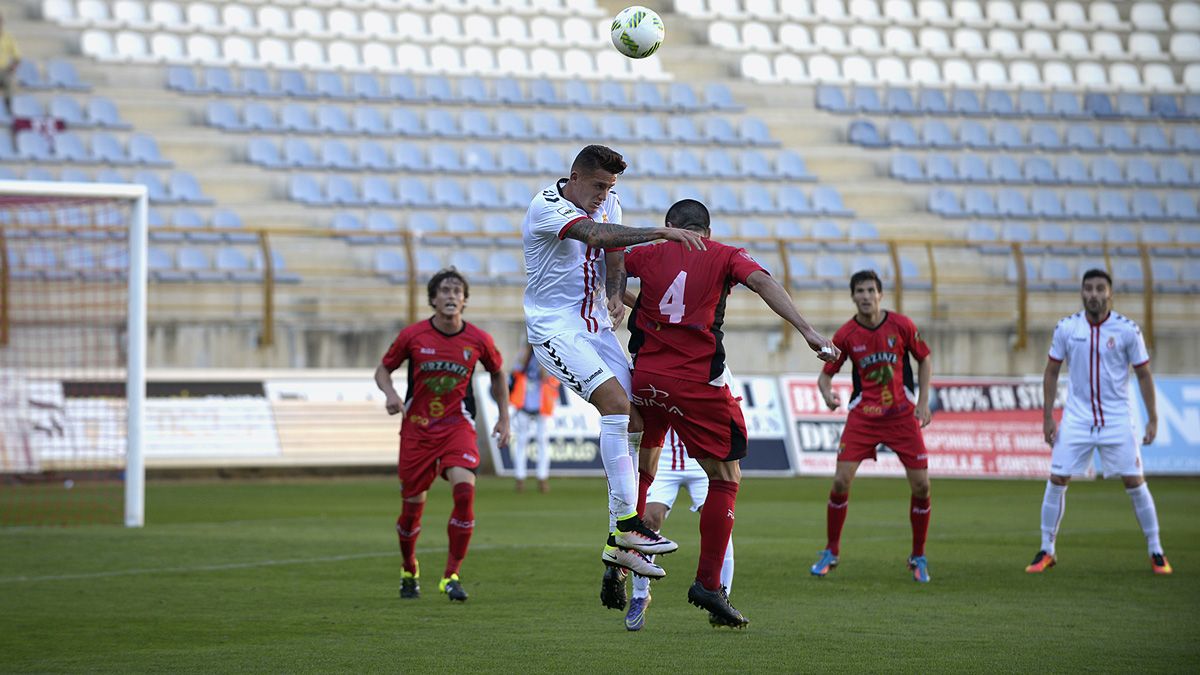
511,412,529,481
632,555,653,599
534,416,550,481
600,415,637,530
630,533,735,599
1040,481,1068,555
1126,483,1164,555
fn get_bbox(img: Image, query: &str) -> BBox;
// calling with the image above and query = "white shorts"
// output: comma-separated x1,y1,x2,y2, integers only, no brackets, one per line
532,329,632,402
646,469,710,513
1051,420,1143,478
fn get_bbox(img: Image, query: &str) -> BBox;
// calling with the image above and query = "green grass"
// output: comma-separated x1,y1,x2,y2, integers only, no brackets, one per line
2,477,1197,673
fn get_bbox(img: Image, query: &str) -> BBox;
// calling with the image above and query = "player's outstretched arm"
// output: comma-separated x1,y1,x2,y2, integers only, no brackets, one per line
1042,359,1062,446
489,369,512,448
744,270,838,362
374,364,403,415
1134,363,1158,445
916,357,932,428
565,220,706,251
817,371,840,411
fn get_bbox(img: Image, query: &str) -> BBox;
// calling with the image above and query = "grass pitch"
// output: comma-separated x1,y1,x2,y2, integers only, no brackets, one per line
1,476,1197,673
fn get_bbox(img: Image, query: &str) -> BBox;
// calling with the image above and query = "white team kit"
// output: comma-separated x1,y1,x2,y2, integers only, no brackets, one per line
522,179,631,401
1048,310,1151,477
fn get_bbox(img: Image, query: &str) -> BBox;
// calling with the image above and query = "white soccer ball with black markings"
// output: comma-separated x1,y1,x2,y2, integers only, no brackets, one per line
610,6,665,59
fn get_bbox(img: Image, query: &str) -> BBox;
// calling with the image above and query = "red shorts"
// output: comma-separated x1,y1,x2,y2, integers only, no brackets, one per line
398,425,479,498
838,412,928,469
632,370,747,462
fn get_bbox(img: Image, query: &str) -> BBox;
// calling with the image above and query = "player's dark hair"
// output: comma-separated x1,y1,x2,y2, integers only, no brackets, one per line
665,199,710,234
571,144,627,176
1081,268,1112,287
427,267,469,304
849,269,883,293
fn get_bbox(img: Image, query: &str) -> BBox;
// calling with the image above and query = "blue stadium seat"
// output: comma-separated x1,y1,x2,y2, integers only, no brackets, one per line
1107,224,1139,254
24,167,54,181
959,120,991,149
1070,224,1104,253
460,110,495,138
279,70,314,98
242,102,277,131
812,186,853,216
997,189,1030,218
740,117,777,146
496,111,531,140
1182,261,1200,292
320,139,355,170
928,188,962,217
816,85,850,112
1056,156,1088,184
671,148,703,177
1149,94,1181,120
50,96,85,126
427,144,461,173
53,132,91,163
497,146,532,174
1101,126,1136,153
398,178,433,207
884,88,916,115
921,120,957,148
739,219,774,246
926,154,957,182
464,145,500,174
634,116,665,142
351,73,385,100
737,149,770,179
216,247,262,282
992,122,1027,149
813,220,852,251
852,86,883,113
166,66,199,93
562,81,593,107
984,90,1017,117
348,107,385,136
280,104,316,133
1017,91,1049,117
392,142,426,171
424,76,458,103
357,176,393,206
1098,192,1132,220
891,154,923,181
566,115,598,140
211,209,255,243
703,83,740,111
598,82,633,109
1050,92,1084,118
171,208,205,229
815,256,845,286
634,148,668,177
495,77,525,105
315,72,349,99
11,95,43,118
1090,157,1125,186
704,118,739,145
988,156,1021,183
1028,123,1062,151
918,89,949,115
743,184,776,214
47,60,87,91
1022,157,1056,184
1065,125,1100,152
965,220,1000,248
90,132,129,164
488,250,525,285
87,97,127,128
1125,159,1158,186
1136,125,1171,153
964,188,997,217
638,184,671,213
710,184,742,213
206,101,242,131
15,61,45,90
316,105,352,134
1000,222,1033,247
668,83,701,111
705,149,738,178
1115,94,1151,119
177,247,224,282
1132,191,1166,221
128,133,170,166
425,109,460,137
60,167,90,182
168,172,209,204
459,77,489,104
848,119,886,147
1176,127,1200,152
240,69,275,97
775,186,813,215
433,178,467,207
1031,189,1065,219
785,255,822,289
849,220,887,253
252,250,301,284
1158,159,1191,187
282,138,317,169
1064,191,1097,219
1083,93,1117,119
776,151,813,180
1113,259,1145,293
633,83,668,111
1165,192,1199,220
357,140,390,171
530,112,566,140
951,89,983,116
288,175,326,206
387,74,423,101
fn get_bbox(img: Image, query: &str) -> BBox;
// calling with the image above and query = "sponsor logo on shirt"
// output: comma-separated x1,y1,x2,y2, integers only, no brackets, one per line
859,352,899,367
852,345,867,352
418,361,470,377
419,347,437,354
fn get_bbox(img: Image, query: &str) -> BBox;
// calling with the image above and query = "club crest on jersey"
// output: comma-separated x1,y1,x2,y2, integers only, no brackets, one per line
887,335,897,348
463,347,473,360
1107,336,1116,350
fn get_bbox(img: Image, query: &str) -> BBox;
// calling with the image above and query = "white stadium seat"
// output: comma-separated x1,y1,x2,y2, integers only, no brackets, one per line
1019,1,1052,27
187,33,219,63
1128,33,1163,58
497,46,528,75
849,0,882,21
223,36,255,65
463,45,495,73
918,27,951,53
258,38,289,66
293,8,325,35
81,29,114,59
1143,63,1176,89
952,0,983,23
710,0,748,19
294,39,325,67
781,0,814,20
151,32,183,60
1091,32,1124,57
432,13,466,42
674,0,708,18
1089,1,1122,27
496,16,527,43
257,6,289,33
909,57,940,84
529,17,562,45
329,10,361,36
743,22,777,51
842,55,874,83
884,26,915,51
746,0,780,20
775,53,806,82
329,41,360,68
1173,3,1200,30
814,26,846,51
917,0,950,23
1022,29,1053,54
1054,1,1086,27
741,53,775,82
396,44,429,73
808,54,841,82
78,0,110,24
1130,2,1169,30
1057,31,1089,55
708,21,740,50
43,0,73,23
563,48,593,77
1185,64,1200,89
363,42,393,69
1170,33,1200,60
562,17,594,43
877,56,909,82
361,11,394,38
430,44,465,74
464,15,496,42
814,0,847,20
985,0,1018,24
942,58,973,84
116,30,148,60
1010,60,1040,85
975,59,1006,85
779,24,812,49
1075,61,1107,87
114,0,147,25
987,29,1018,53
1042,60,1073,86
396,12,429,40
151,1,184,27
849,26,880,51
186,2,219,28
884,0,915,21
528,47,563,77
1110,63,1142,90
952,28,984,53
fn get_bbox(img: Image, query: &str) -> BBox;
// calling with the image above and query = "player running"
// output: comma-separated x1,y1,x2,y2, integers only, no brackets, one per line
625,199,837,627
1026,268,1171,575
624,425,736,632
812,269,934,583
374,269,511,602
522,145,707,608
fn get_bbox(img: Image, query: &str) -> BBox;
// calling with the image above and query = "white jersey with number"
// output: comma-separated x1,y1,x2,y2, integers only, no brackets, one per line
522,179,622,344
1048,310,1150,429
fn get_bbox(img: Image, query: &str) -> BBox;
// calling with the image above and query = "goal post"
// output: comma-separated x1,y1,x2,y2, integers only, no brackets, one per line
0,180,148,527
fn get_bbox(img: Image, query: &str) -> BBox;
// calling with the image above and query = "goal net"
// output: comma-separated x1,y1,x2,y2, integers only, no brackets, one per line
0,181,147,527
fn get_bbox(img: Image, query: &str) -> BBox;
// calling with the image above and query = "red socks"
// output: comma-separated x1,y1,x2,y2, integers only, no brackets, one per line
637,470,655,518
445,483,476,578
910,496,931,558
696,479,739,591
826,491,849,556
396,500,425,575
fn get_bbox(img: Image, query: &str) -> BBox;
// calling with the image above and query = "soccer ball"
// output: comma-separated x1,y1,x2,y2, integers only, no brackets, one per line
610,6,665,59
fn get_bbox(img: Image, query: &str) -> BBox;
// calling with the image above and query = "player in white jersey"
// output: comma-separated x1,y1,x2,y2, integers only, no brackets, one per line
522,145,707,609
1027,268,1171,575
624,428,737,631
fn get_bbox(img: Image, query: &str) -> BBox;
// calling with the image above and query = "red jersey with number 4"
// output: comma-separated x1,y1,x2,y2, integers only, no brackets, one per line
381,319,503,438
822,311,930,420
625,238,765,385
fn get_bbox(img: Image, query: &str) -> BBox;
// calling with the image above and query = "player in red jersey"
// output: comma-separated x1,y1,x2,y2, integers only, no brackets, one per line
812,269,934,583
374,269,510,602
624,199,838,627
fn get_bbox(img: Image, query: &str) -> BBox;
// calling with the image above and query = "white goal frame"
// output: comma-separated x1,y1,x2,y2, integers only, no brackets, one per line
0,180,148,527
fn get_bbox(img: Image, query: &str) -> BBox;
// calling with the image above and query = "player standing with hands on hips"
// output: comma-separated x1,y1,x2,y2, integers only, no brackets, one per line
521,145,708,607
1026,268,1171,575
812,270,935,583
374,269,511,602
